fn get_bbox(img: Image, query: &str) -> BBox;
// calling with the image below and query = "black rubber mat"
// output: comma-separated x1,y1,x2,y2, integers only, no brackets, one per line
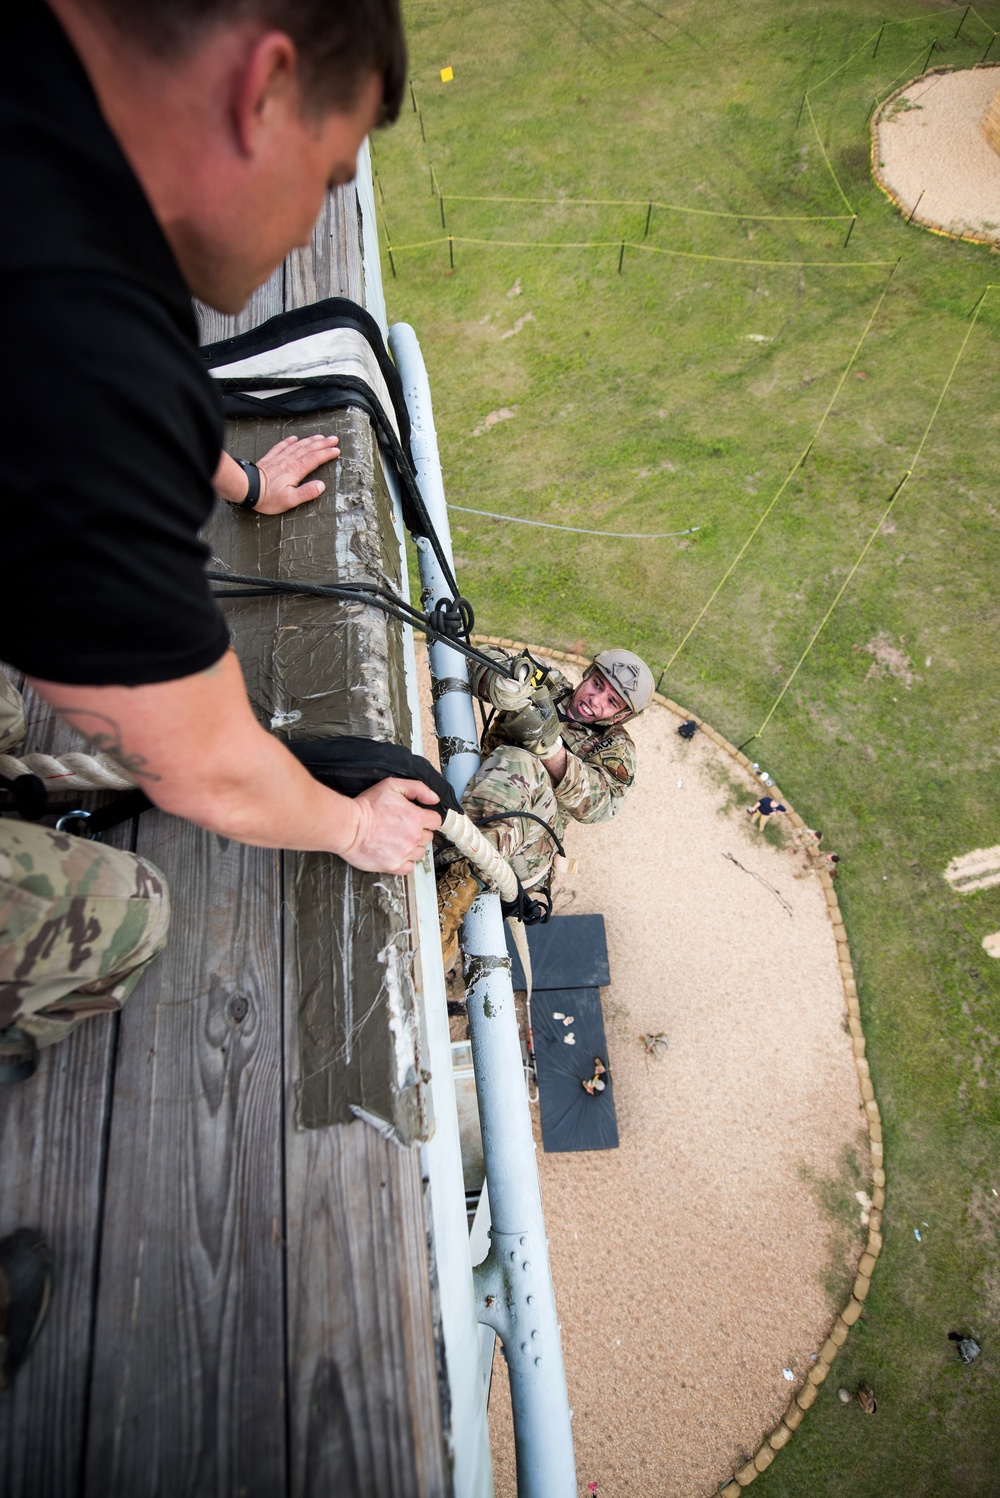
532,987,618,1152
506,913,610,992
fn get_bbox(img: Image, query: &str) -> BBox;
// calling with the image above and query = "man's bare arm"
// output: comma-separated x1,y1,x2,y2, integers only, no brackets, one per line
28,649,440,875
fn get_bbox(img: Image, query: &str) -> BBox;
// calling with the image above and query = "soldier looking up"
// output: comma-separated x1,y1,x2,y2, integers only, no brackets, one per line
437,648,655,968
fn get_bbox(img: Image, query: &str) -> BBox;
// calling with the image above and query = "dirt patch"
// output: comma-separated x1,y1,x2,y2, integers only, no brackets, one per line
862,631,917,687
945,845,1000,895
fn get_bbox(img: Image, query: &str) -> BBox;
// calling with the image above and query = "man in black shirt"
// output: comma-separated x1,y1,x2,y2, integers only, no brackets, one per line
1,0,439,1011
1,0,440,1382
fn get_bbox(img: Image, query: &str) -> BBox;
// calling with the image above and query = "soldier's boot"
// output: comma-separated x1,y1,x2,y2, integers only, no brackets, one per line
0,1229,52,1390
437,858,483,971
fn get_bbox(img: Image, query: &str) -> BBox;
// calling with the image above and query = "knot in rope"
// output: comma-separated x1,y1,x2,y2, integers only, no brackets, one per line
426,595,475,641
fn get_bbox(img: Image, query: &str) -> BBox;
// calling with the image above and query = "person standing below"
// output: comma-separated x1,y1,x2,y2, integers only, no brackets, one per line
0,0,437,1378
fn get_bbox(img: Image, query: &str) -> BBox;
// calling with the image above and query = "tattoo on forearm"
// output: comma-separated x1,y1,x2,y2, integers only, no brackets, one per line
59,709,162,783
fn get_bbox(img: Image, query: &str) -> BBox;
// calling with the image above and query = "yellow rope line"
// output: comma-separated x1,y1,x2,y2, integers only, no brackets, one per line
384,232,895,269
660,265,899,677
969,5,999,37
751,285,995,741
874,42,946,108
805,95,855,217
805,10,964,97
806,27,885,96
438,191,854,223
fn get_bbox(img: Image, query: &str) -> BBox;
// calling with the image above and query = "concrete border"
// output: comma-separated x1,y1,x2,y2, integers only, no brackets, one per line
472,636,884,1494
870,63,1000,249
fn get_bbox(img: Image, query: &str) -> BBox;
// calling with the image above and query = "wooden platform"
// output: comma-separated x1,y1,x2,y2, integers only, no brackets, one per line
0,181,454,1498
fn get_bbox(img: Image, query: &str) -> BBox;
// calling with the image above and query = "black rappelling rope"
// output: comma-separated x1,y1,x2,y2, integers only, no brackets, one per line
476,810,566,858
208,571,519,681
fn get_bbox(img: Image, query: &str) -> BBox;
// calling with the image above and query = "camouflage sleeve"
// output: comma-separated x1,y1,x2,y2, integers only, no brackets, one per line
553,728,636,824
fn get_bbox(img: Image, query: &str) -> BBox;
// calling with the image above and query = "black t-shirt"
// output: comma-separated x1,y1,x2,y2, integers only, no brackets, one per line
0,1,230,685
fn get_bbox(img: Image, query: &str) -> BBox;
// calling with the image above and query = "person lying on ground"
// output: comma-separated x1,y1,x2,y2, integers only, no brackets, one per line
436,648,654,968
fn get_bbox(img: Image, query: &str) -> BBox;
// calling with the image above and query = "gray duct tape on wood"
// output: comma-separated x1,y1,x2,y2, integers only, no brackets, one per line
209,368,430,1141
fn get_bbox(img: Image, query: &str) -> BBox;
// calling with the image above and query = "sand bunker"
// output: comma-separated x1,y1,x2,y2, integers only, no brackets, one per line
419,643,872,1495
873,65,1000,245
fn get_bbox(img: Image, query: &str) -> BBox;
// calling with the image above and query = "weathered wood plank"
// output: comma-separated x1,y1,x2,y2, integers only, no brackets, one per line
0,686,128,1498
195,267,284,344
78,262,290,1498
0,1023,117,1498
285,189,364,306
283,1069,447,1498
82,819,286,1498
278,181,447,1490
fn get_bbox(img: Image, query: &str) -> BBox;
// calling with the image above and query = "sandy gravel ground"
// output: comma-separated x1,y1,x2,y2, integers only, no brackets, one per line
417,649,868,1494
875,66,1000,242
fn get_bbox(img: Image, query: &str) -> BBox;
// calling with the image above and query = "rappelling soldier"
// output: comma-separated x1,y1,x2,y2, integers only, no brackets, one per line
437,647,654,967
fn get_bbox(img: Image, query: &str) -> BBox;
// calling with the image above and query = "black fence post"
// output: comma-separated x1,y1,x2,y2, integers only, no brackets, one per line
388,247,397,279
796,93,806,128
448,235,454,270
644,201,653,238
843,215,857,248
618,239,626,273
982,32,997,62
921,40,936,74
954,4,970,38
410,80,417,112
439,195,446,229
873,23,885,58
907,188,925,223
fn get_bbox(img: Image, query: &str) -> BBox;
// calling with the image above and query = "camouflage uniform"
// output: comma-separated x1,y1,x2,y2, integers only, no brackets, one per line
457,658,637,891
0,677,170,1048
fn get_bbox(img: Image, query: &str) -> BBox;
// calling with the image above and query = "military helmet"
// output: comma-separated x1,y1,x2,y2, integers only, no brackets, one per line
588,649,655,718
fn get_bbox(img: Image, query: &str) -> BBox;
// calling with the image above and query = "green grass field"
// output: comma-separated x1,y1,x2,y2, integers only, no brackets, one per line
377,1,1000,1490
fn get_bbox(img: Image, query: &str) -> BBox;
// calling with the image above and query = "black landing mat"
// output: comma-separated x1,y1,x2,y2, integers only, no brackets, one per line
505,913,610,992
533,987,618,1153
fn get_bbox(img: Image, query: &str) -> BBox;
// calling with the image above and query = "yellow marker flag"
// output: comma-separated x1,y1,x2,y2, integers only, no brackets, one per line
440,65,454,82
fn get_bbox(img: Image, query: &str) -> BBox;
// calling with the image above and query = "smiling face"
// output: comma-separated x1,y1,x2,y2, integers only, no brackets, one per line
568,668,630,726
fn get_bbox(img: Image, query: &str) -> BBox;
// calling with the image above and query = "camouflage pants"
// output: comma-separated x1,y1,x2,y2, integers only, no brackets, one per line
0,676,171,1047
460,745,562,890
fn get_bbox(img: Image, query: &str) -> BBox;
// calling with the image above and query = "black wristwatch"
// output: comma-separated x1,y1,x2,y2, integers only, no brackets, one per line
227,459,261,511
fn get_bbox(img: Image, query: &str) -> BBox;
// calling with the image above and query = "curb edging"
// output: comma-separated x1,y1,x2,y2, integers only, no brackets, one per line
871,64,1000,250
472,638,883,1492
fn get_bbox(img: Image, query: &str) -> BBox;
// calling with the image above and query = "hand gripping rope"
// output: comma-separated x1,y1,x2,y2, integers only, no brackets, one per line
0,736,523,905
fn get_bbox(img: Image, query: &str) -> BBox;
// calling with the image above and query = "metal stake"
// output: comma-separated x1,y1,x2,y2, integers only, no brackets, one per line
873,23,885,58
907,188,925,223
644,201,653,238
843,215,857,249
449,235,454,270
955,4,970,39
618,239,626,273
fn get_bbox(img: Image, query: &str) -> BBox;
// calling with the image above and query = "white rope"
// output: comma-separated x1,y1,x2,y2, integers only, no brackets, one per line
440,808,519,902
0,750,135,791
0,749,522,900
448,503,701,539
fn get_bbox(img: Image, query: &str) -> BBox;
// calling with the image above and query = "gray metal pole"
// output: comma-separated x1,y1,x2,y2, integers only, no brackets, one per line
389,324,576,1498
